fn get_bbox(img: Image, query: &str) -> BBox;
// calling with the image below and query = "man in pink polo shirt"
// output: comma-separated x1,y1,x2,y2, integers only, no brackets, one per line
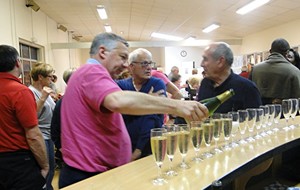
59,32,208,188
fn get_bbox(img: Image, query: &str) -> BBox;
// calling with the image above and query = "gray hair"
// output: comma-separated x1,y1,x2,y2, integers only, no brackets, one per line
63,67,77,84
211,42,234,66
89,32,129,56
128,48,152,63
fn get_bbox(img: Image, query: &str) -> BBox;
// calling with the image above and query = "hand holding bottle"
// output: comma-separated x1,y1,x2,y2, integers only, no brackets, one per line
175,101,209,123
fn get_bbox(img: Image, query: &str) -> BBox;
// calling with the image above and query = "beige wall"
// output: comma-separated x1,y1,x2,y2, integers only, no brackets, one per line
242,19,300,54
0,0,82,93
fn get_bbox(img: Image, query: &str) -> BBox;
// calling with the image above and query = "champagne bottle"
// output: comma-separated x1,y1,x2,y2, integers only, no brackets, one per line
200,89,235,116
174,89,235,125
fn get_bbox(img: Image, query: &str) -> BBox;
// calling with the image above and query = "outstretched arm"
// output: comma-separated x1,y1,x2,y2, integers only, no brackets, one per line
103,91,208,123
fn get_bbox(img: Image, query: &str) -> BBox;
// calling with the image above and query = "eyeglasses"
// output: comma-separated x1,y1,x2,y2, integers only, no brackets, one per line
132,61,156,68
45,75,54,79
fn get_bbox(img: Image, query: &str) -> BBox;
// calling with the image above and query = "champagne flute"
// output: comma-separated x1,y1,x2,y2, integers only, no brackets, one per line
229,111,239,148
282,99,292,131
150,128,167,185
163,124,179,176
273,104,282,132
201,118,214,159
211,113,223,154
221,113,233,151
254,108,264,139
259,105,269,137
246,108,256,142
238,110,248,144
267,104,275,134
178,124,190,169
190,121,203,162
289,98,298,129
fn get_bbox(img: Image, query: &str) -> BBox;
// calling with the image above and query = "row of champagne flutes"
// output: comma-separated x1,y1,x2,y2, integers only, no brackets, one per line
281,98,299,131
150,124,192,185
150,114,236,186
150,98,300,185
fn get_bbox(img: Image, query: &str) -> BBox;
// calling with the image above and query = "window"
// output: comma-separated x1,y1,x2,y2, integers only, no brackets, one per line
19,42,42,86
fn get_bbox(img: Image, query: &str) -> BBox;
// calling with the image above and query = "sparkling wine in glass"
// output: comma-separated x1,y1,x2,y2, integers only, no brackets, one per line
211,113,223,154
201,118,214,159
238,110,248,144
221,113,233,151
151,128,167,185
190,121,203,162
282,99,292,131
177,124,190,169
163,124,179,176
289,98,298,129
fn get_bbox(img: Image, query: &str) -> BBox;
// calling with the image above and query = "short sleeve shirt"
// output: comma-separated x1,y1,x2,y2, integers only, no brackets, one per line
61,59,131,172
0,73,38,152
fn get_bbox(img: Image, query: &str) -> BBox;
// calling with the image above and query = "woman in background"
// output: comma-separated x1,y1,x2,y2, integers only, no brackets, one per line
29,63,56,190
287,48,300,70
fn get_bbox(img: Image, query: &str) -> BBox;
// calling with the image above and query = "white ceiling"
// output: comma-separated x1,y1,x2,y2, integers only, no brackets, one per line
34,0,300,42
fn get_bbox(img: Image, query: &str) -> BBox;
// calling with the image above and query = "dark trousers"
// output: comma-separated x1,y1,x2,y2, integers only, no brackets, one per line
45,139,55,190
0,150,45,190
59,163,99,189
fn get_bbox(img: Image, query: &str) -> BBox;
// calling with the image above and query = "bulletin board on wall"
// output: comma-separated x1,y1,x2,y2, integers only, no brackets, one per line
244,45,300,66
180,61,194,83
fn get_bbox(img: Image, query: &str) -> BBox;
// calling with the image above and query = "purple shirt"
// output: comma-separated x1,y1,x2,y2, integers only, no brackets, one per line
61,60,131,172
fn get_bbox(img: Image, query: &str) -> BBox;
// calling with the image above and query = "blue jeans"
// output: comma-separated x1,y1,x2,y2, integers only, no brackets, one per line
45,139,55,190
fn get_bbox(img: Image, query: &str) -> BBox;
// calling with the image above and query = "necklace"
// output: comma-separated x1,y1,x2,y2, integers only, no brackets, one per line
132,78,139,91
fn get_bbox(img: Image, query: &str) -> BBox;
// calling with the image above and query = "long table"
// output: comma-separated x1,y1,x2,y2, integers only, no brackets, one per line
62,117,300,190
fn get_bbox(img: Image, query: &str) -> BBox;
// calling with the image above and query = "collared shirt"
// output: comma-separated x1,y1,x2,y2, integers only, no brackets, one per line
0,73,38,152
61,62,131,172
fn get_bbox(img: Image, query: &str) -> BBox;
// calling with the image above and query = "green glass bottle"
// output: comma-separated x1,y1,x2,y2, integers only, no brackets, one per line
200,89,235,116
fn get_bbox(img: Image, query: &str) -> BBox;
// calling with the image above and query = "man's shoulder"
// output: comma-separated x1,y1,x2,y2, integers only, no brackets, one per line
231,73,256,86
150,76,165,85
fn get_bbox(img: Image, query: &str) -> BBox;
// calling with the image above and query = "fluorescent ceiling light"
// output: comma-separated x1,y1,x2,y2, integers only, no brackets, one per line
97,5,108,19
202,24,220,33
104,25,112,32
236,0,270,15
151,32,183,41
185,36,196,41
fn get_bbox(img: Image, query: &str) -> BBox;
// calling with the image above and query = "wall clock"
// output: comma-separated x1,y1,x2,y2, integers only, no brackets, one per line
180,50,187,57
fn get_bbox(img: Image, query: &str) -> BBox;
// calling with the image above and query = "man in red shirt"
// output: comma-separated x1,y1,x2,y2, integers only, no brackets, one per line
0,45,49,190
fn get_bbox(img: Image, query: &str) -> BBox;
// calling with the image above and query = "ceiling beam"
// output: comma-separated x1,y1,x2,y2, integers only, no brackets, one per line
51,39,242,49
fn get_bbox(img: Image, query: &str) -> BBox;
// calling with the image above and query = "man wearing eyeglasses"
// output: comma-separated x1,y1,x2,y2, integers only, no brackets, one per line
117,48,166,161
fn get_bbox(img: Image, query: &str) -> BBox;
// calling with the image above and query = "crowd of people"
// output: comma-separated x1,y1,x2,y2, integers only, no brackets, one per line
1,33,300,189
